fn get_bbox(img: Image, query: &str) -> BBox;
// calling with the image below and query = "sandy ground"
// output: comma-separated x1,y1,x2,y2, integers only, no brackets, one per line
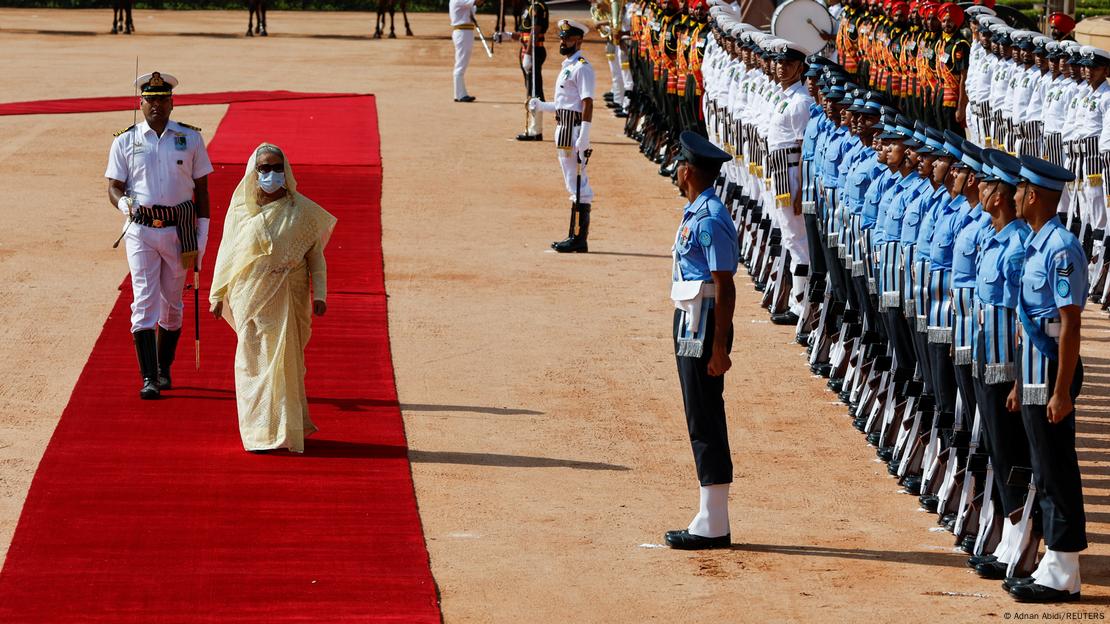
2,8,1110,622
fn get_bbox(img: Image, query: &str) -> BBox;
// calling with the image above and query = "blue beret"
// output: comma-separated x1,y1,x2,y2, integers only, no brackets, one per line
1018,155,1076,191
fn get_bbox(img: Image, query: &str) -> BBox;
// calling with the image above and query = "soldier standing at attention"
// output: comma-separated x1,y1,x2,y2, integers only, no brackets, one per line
105,71,212,400
529,19,597,253
665,131,737,551
450,0,484,102
1005,156,1088,603
516,0,549,141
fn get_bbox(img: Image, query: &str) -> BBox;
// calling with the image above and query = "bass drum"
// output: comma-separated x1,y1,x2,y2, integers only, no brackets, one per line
771,0,835,56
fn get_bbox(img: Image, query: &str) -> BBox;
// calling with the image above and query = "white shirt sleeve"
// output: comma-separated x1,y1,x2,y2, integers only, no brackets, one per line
578,63,596,100
105,132,130,183
192,132,214,179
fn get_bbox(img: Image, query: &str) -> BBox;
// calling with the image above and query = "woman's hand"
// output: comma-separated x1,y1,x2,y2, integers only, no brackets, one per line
210,300,223,319
313,300,327,316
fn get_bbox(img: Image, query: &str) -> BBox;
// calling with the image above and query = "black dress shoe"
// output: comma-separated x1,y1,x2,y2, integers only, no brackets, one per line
770,311,799,325
552,236,588,253
615,110,629,118
960,535,977,553
902,476,922,495
816,363,833,378
454,95,476,102
606,100,620,109
877,447,894,462
753,281,766,292
976,560,1009,579
866,432,881,446
967,554,997,568
1002,576,1036,592
1009,583,1080,603
516,132,543,141
920,494,939,513
664,530,731,550
796,333,810,346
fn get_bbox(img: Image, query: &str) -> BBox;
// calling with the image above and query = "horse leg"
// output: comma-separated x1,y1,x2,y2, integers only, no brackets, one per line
260,2,267,36
125,3,134,34
388,7,397,38
402,2,413,36
373,9,383,38
247,5,255,36
112,6,120,34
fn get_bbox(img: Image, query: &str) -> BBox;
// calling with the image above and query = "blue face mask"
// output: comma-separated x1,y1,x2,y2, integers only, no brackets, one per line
258,171,286,194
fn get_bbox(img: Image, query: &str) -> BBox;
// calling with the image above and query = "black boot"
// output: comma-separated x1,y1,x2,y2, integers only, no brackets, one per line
157,326,182,390
133,329,160,400
554,204,590,253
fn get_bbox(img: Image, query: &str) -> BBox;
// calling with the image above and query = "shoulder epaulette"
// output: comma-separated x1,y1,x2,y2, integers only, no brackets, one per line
578,57,588,64
694,205,711,220
114,124,135,137
177,122,202,132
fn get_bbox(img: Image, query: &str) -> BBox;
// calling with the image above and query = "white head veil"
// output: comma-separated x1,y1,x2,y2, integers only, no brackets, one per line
209,143,336,309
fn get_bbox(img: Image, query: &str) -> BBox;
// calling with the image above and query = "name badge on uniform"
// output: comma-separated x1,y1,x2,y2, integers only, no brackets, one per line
174,135,187,151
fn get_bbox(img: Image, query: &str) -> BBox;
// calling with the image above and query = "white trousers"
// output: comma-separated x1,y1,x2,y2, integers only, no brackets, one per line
125,224,187,333
777,168,809,267
452,29,474,99
606,47,624,103
619,49,632,106
556,133,594,204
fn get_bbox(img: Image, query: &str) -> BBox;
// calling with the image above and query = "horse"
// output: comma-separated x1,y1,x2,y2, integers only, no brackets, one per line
495,0,527,36
373,0,413,39
247,0,268,37
111,1,134,35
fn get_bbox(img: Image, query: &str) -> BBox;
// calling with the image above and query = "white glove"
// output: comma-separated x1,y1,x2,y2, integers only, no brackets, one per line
522,53,533,72
575,121,592,153
529,98,556,113
196,217,210,271
117,195,134,217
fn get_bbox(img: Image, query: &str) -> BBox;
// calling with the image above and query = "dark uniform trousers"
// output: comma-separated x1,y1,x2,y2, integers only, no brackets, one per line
885,309,918,378
523,46,547,101
674,307,734,486
1022,358,1087,552
928,342,958,430
973,376,1031,516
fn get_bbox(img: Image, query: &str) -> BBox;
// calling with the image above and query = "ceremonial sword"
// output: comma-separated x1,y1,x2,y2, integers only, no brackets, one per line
112,57,140,250
473,13,495,58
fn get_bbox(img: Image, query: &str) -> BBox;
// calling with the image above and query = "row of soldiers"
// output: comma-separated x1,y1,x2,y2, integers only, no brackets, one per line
960,11,1110,313
612,0,1095,605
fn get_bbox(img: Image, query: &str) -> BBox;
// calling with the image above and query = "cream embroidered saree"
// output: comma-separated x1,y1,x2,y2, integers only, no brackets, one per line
210,144,337,452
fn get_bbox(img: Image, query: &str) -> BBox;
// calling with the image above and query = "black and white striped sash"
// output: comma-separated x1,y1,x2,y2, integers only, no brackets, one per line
555,109,583,149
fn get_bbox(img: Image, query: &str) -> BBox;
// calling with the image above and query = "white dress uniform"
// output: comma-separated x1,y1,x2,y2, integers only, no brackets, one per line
551,49,596,203
765,80,813,316
450,0,478,100
106,119,213,333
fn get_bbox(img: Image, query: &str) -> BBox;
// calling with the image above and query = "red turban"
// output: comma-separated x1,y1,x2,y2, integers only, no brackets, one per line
891,1,909,16
973,0,996,8
1050,12,1077,34
937,2,965,27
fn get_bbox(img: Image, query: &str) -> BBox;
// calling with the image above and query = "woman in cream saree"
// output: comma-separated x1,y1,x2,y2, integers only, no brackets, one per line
209,144,336,453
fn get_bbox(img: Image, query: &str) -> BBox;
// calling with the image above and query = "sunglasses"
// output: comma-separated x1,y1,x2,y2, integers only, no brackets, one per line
256,163,285,173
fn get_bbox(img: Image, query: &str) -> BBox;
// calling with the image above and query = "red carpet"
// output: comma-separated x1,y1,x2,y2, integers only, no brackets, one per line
0,90,353,116
0,95,441,622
